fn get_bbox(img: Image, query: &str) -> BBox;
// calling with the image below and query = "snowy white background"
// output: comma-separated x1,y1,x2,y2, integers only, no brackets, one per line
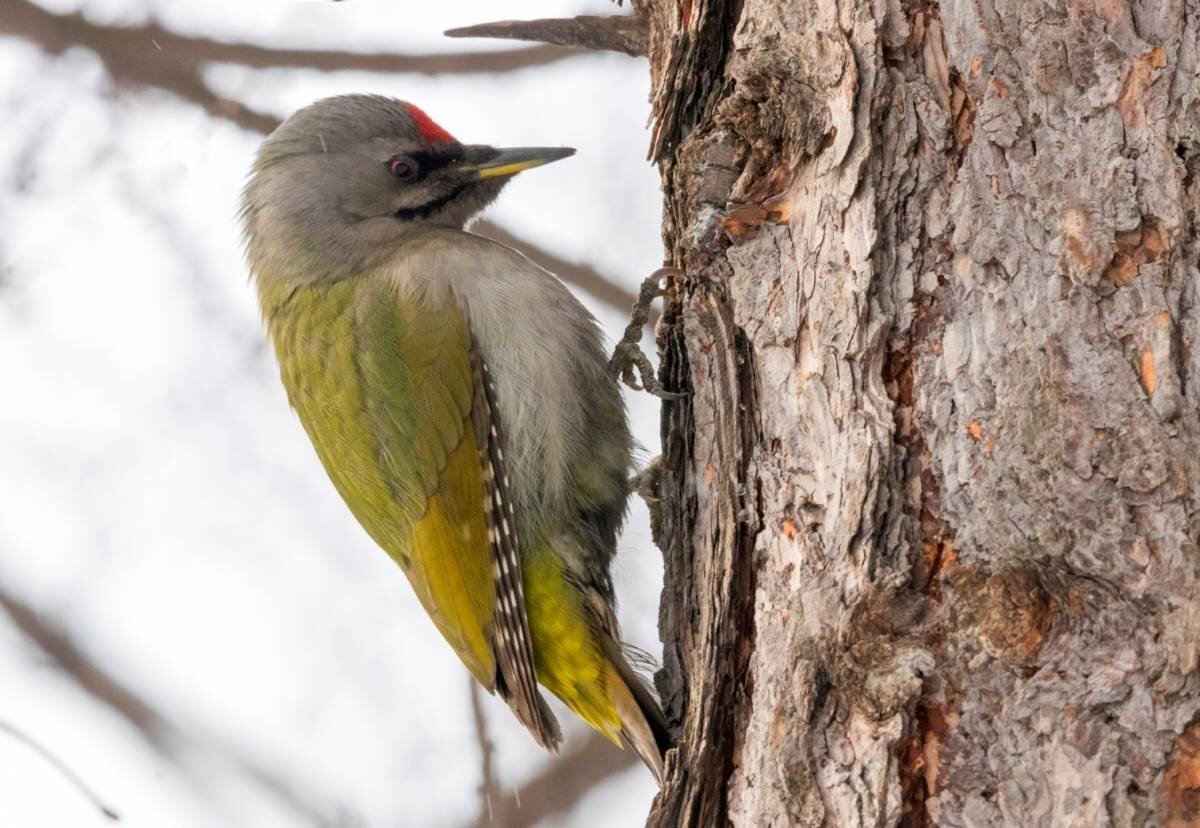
0,1,665,825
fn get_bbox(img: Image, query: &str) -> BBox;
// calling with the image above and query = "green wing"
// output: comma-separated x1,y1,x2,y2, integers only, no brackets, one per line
264,277,494,684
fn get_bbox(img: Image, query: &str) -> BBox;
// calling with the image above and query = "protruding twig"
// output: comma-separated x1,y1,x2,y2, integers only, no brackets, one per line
610,268,684,399
0,719,120,821
446,15,647,57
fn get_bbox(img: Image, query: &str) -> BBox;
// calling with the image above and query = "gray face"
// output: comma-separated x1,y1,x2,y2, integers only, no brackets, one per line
241,95,511,280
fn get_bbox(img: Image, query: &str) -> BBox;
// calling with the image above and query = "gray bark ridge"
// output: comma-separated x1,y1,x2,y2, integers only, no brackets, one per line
641,0,1200,823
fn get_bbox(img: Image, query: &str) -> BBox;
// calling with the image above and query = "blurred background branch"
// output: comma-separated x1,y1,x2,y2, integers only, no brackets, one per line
0,585,331,825
0,0,576,132
0,586,172,749
467,680,499,823
0,0,576,72
468,732,636,828
0,719,119,821
2,580,642,826
0,0,637,314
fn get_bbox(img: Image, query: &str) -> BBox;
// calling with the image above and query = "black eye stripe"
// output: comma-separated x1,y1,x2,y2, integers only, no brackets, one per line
409,148,462,172
422,148,458,169
385,146,464,182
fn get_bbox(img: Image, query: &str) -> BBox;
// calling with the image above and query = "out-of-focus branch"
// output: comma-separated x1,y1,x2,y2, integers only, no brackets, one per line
468,733,637,828
446,15,647,57
0,586,329,825
0,587,172,748
0,719,119,821
2,581,641,825
0,0,641,316
0,0,574,74
0,0,262,132
0,0,575,134
468,681,499,824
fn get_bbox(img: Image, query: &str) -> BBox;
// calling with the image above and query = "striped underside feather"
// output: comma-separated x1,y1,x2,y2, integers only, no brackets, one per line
471,348,561,749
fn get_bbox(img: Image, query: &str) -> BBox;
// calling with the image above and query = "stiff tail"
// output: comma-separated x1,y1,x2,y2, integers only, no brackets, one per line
495,664,562,750
605,648,673,784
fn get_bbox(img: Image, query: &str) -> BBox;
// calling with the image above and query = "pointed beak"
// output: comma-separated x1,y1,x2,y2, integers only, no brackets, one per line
459,145,576,180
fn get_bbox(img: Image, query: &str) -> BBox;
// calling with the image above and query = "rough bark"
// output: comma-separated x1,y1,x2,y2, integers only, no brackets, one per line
639,0,1200,824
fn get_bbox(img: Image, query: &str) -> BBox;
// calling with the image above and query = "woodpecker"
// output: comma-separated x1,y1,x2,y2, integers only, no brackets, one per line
240,95,670,779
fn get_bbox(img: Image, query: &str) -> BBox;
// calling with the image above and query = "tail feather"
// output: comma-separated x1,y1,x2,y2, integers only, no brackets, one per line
496,663,562,751
606,649,672,784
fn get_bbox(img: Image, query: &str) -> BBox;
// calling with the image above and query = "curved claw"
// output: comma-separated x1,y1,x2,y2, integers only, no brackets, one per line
608,268,686,400
612,340,684,399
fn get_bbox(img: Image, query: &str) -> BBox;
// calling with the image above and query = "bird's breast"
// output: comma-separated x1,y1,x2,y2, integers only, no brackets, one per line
384,230,633,544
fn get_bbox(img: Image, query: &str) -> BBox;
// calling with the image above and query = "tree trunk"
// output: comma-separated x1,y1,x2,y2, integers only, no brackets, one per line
638,0,1200,824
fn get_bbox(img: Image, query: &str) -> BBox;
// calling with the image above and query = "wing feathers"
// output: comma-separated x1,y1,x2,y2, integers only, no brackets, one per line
472,349,561,750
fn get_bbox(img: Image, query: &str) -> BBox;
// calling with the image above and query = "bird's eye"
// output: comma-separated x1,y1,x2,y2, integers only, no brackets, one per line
387,155,419,181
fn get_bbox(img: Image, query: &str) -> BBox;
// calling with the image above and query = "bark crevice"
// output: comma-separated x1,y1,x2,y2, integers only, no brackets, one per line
641,0,1200,821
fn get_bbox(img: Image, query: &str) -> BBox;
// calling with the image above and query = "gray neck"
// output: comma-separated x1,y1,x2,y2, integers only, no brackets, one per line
244,206,407,286
242,172,506,286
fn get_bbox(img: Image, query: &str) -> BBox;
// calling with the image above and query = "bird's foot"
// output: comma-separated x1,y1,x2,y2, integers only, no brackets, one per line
630,455,663,502
631,456,664,547
608,267,685,400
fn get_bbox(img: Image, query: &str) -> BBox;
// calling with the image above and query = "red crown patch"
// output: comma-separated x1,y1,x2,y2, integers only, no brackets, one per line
403,103,456,146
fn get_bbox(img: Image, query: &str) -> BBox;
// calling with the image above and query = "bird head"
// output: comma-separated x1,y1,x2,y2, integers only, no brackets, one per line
241,94,574,280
